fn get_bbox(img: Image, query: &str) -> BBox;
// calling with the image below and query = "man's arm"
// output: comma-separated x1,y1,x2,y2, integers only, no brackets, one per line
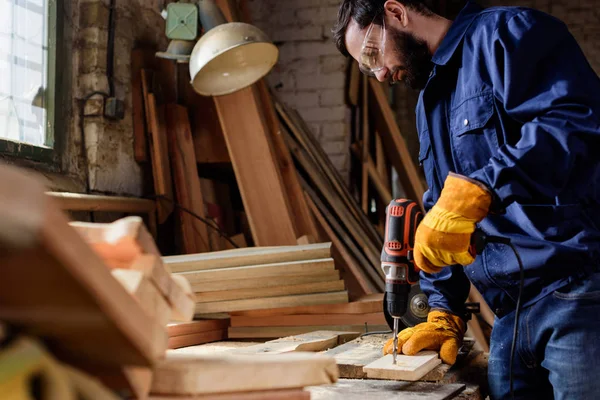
471,9,600,208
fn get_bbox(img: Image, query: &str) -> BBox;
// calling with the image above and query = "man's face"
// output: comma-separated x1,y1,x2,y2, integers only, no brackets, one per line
345,18,433,90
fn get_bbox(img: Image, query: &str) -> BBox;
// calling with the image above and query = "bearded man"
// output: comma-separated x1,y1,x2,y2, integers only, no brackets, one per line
333,1,600,399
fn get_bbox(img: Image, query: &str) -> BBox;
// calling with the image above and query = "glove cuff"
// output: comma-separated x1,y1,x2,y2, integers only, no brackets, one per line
427,310,467,337
437,173,492,221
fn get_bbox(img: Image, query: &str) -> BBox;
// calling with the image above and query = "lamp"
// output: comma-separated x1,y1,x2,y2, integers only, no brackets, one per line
156,0,278,97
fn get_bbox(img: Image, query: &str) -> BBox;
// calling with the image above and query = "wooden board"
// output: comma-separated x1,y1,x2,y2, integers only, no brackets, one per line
0,165,167,366
195,291,349,315
169,275,196,322
131,48,151,163
368,79,425,209
228,325,388,340
231,312,385,328
324,335,388,379
150,389,309,400
308,379,465,400
147,93,175,223
48,193,156,214
195,280,345,303
190,271,341,293
231,294,383,317
364,353,442,382
165,104,211,254
150,352,338,395
305,193,380,294
168,319,230,337
214,85,297,246
237,331,360,354
179,259,336,283
168,330,228,349
164,243,332,273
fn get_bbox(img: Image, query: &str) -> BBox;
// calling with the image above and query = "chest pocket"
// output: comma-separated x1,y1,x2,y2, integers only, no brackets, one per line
449,92,499,176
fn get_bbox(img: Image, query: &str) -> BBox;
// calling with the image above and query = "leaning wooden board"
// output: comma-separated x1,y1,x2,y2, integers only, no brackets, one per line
150,352,338,395
163,243,332,273
0,164,167,366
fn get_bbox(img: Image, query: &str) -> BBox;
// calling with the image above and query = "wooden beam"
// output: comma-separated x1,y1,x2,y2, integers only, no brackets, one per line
165,104,211,254
369,79,425,209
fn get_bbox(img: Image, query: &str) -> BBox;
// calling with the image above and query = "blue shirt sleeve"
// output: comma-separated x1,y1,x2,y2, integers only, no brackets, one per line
469,10,600,208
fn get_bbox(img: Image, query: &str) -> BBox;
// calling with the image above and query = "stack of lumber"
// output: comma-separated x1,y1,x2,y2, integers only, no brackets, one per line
167,319,230,349
228,294,387,339
0,164,168,399
164,243,350,315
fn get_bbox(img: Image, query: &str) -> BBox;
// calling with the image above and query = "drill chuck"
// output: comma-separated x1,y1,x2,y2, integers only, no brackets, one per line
385,283,410,319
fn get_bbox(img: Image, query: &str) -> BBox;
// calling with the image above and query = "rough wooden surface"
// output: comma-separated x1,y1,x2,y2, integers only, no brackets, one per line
237,331,360,355
307,380,465,400
364,353,442,382
150,389,310,400
324,335,386,379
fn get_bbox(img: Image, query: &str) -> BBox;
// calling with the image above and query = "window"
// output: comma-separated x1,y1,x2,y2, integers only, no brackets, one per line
0,0,59,162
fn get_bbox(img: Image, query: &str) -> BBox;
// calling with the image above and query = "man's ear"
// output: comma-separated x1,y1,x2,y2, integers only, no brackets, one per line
384,0,409,28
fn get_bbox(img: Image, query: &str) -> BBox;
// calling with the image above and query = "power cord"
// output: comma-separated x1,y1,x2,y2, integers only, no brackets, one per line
149,194,240,249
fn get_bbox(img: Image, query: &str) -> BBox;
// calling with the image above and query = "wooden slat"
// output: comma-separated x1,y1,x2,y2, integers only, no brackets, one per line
168,330,228,349
163,243,332,273
195,292,349,314
230,294,383,317
131,49,150,163
150,351,338,395
195,280,345,303
363,353,442,382
325,340,384,379
305,193,381,294
214,85,297,246
147,93,175,223
368,79,425,209
231,312,386,328
48,192,155,213
238,331,360,355
190,271,340,293
168,319,230,337
347,61,360,107
0,165,167,366
228,325,388,340
180,259,336,283
165,104,211,254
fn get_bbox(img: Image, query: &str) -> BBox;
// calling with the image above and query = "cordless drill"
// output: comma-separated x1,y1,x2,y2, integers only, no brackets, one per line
381,199,423,365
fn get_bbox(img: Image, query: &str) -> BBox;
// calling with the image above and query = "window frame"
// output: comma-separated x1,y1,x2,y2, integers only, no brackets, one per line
0,0,62,165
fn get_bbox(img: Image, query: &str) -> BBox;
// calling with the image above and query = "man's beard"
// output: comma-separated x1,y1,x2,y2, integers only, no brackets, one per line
389,28,433,91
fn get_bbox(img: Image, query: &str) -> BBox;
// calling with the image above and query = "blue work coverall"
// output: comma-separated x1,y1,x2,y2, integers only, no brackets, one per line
416,2,600,398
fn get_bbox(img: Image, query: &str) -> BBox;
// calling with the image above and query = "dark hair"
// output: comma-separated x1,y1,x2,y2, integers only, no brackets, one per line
333,0,434,56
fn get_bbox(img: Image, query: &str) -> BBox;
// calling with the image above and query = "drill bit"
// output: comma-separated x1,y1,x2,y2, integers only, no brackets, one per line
392,318,399,365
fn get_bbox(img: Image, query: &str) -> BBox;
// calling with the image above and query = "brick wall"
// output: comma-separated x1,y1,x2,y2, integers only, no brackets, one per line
246,0,352,179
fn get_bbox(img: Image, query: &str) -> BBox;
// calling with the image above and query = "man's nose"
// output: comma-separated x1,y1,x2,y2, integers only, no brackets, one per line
374,68,389,82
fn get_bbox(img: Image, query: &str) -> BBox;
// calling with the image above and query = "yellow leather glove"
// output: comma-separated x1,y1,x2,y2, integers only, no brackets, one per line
383,310,466,365
414,172,492,274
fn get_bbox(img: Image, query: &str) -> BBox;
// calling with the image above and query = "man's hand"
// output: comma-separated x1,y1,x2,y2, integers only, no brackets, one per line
414,172,492,274
383,310,466,365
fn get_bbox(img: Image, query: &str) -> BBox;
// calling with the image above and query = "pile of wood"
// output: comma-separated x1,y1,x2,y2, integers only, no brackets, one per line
164,243,350,316
229,294,388,339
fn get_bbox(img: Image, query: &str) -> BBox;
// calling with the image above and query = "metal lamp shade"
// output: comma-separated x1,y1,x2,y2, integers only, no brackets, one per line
189,22,278,96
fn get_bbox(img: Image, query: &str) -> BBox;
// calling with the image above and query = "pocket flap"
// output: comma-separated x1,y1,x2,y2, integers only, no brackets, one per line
418,130,431,163
450,93,494,136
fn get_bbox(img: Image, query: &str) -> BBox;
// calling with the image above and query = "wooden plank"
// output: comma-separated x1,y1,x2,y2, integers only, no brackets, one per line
305,193,379,294
48,192,155,213
150,389,310,400
231,312,385,328
131,48,150,162
168,320,230,337
364,353,442,382
141,69,154,137
308,379,465,400
214,85,297,246
147,93,175,223
231,294,383,317
168,330,228,349
195,280,345,303
347,61,360,107
238,331,360,355
165,104,211,254
375,133,390,190
228,325,389,340
325,341,383,379
368,79,425,209
195,291,349,314
0,165,167,366
164,242,332,273
180,259,336,283
170,275,196,322
150,352,338,395
256,80,319,240
190,271,340,293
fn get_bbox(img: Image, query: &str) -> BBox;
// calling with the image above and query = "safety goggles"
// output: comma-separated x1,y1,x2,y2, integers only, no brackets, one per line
358,16,386,77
